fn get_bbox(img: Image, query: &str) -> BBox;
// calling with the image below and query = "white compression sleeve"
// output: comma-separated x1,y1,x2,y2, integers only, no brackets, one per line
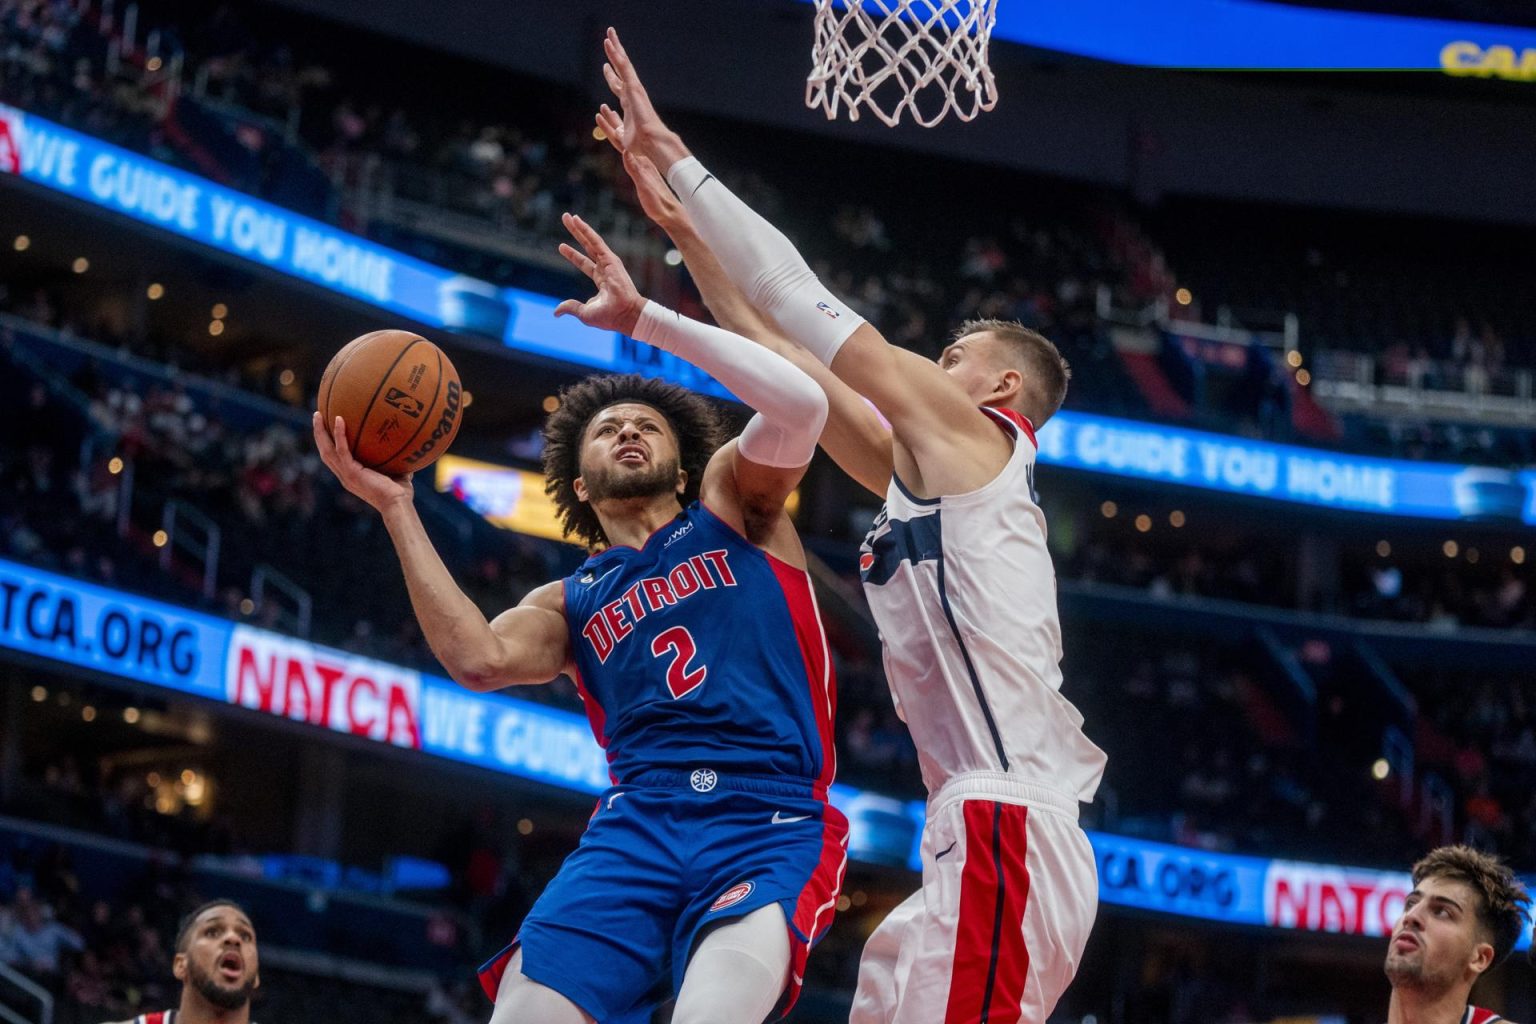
633,301,828,468
667,156,865,367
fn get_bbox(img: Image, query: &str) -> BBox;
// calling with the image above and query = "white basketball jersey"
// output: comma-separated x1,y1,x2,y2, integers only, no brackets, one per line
858,407,1106,799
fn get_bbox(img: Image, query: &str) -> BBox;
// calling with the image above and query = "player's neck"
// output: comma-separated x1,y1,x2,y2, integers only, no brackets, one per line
176,990,252,1024
595,494,685,549
1388,982,1471,1024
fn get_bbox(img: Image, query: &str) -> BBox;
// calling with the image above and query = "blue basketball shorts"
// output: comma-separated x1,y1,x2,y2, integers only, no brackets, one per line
478,769,849,1022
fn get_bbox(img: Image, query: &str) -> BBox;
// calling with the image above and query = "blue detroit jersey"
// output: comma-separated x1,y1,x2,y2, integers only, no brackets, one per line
562,502,836,788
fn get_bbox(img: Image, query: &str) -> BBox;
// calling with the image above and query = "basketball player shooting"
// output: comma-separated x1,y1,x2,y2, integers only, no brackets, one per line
599,28,1107,1024
312,213,847,1024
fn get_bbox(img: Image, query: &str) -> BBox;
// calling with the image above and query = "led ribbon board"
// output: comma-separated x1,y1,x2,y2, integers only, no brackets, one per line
1038,411,1536,524
1,558,1530,948
791,0,1536,75
4,102,1533,525
0,103,731,399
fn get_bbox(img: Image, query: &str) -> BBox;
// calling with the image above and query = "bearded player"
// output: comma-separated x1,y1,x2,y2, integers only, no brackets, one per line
1384,846,1531,1024
314,211,845,1024
104,900,260,1024
598,29,1106,1023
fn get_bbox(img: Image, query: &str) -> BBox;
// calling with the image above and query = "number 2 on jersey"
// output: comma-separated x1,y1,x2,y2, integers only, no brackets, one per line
652,626,707,699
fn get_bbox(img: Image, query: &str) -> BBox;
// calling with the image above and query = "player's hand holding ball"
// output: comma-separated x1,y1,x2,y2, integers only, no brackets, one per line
312,329,465,514
555,212,648,336
313,410,414,513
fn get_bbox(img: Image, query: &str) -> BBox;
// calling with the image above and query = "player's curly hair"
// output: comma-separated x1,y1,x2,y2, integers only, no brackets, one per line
542,374,727,550
1412,845,1532,965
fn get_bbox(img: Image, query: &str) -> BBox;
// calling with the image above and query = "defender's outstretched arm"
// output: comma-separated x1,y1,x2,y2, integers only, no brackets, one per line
610,148,893,498
555,211,827,518
600,29,1000,471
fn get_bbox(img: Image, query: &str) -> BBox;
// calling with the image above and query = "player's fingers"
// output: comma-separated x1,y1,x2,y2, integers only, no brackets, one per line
565,213,612,260
311,411,337,462
331,417,362,473
602,62,623,98
553,298,585,320
558,241,598,280
597,108,625,152
605,31,646,97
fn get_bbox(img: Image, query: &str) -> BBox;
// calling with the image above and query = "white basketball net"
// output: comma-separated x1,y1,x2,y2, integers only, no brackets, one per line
806,0,1000,128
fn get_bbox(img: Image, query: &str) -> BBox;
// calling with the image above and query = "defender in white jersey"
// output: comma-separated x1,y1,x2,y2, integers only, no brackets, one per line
597,29,1105,1023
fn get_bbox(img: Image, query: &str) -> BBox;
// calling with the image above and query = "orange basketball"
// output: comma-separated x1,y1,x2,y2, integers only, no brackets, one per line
318,330,464,477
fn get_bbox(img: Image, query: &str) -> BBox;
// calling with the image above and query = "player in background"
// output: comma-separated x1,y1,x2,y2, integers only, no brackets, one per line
313,212,845,1024
103,900,260,1024
598,29,1106,1023
1384,846,1531,1024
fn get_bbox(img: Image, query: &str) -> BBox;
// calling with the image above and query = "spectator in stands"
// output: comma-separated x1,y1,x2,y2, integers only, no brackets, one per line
103,900,262,1024
1383,846,1531,1024
0,884,84,981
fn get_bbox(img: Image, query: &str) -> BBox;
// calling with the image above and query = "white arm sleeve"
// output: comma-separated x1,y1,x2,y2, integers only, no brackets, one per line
632,301,828,468
666,156,865,367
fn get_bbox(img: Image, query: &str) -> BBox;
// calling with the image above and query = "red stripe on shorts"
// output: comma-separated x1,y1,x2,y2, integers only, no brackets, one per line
944,801,1032,1024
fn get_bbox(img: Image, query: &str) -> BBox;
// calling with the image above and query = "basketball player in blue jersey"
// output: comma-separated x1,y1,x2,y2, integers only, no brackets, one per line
600,29,1106,1023
312,213,847,1024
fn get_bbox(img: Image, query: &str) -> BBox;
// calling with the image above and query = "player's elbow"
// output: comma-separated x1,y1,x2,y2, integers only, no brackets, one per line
780,369,830,437
448,660,503,692
445,643,513,692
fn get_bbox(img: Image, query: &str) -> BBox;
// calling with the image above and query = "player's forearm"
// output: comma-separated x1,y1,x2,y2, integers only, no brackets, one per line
668,222,892,493
666,156,866,369
379,501,506,688
636,302,825,430
667,221,776,343
635,302,827,468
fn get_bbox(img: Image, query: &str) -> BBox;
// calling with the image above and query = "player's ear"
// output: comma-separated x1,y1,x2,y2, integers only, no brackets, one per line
172,951,188,982
675,468,688,495
993,367,1023,403
573,476,590,503
1469,939,1496,977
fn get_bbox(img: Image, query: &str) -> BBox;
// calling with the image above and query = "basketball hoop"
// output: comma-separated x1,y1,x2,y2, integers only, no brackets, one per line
805,0,1000,129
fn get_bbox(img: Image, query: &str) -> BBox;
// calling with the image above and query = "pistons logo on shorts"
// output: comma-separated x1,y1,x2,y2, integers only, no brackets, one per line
710,880,755,913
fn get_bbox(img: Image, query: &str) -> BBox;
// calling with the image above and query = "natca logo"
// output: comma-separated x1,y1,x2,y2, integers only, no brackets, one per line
225,626,422,748
1264,862,1411,938
0,108,23,175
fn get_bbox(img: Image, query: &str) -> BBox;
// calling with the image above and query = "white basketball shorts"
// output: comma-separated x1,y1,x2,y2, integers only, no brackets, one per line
849,772,1098,1024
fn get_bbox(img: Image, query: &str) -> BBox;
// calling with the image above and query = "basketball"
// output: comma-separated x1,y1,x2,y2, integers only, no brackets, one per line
318,329,465,477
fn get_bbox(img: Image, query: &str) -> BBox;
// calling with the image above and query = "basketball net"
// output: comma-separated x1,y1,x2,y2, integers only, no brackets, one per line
806,0,1000,128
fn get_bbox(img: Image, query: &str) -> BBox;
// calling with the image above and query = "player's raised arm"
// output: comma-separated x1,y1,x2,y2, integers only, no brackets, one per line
556,212,828,529
610,148,894,498
311,413,569,691
600,29,1005,490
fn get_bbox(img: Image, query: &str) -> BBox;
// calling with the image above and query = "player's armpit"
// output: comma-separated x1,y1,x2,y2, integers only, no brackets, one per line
458,582,570,691
698,439,806,566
